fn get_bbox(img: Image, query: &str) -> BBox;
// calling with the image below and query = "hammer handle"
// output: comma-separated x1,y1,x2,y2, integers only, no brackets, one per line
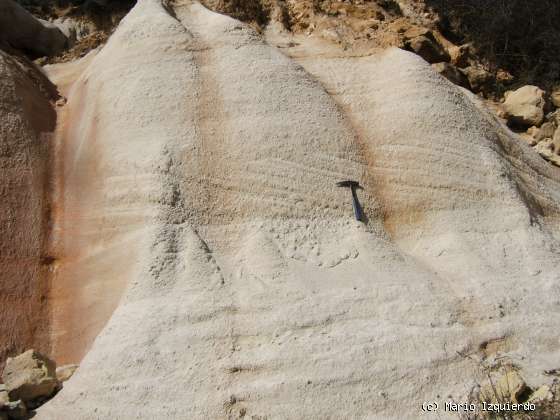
351,187,363,221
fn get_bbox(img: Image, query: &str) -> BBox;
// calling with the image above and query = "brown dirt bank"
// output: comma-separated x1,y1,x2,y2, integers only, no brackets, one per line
0,50,58,373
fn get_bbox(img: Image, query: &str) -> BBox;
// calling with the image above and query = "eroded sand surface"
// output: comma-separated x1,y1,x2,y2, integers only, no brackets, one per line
28,0,560,418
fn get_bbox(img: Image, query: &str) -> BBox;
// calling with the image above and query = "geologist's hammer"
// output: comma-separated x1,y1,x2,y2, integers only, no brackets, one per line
336,180,364,222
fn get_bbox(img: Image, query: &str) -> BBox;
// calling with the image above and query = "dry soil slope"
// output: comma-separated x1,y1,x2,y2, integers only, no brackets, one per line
0,50,57,371
38,0,560,419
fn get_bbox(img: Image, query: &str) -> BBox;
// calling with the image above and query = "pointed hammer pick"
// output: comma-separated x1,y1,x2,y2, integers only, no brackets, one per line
337,180,364,222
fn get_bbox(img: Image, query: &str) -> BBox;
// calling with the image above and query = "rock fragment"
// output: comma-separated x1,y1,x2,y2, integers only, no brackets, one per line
55,364,79,383
534,118,560,165
461,65,493,94
448,43,471,68
432,62,470,88
2,350,59,403
535,122,557,143
405,31,449,63
480,370,529,404
503,85,546,127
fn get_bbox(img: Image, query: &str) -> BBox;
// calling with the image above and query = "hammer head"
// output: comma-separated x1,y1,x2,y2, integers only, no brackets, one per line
336,180,362,189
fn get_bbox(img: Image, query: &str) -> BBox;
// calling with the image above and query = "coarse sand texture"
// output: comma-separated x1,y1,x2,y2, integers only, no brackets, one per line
25,0,560,418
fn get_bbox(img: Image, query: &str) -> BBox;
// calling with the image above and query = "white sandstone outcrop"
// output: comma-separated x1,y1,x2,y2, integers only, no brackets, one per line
0,1,549,419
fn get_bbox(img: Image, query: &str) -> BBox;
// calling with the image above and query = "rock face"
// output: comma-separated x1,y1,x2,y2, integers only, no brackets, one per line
448,43,471,68
0,49,57,372
431,62,469,88
34,1,560,419
405,30,449,63
461,64,493,93
503,85,546,127
0,0,67,57
2,350,58,403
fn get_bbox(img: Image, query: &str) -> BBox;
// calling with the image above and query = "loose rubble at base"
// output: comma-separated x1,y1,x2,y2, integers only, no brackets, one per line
0,351,77,419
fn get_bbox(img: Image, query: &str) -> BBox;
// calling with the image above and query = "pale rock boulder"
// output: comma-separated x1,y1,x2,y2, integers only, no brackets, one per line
2,350,58,403
503,85,546,127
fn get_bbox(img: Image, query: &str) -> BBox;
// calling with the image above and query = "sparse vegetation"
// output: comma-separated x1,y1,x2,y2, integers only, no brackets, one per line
454,352,560,420
198,0,273,28
426,0,560,91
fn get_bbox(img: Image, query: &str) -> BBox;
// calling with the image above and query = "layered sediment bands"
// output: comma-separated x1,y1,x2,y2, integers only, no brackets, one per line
0,50,57,371
44,17,189,363
31,0,560,419
288,49,560,253
44,0,377,366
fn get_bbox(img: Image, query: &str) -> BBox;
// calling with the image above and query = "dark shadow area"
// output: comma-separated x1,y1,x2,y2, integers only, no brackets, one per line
200,0,272,28
425,0,560,91
14,0,137,25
